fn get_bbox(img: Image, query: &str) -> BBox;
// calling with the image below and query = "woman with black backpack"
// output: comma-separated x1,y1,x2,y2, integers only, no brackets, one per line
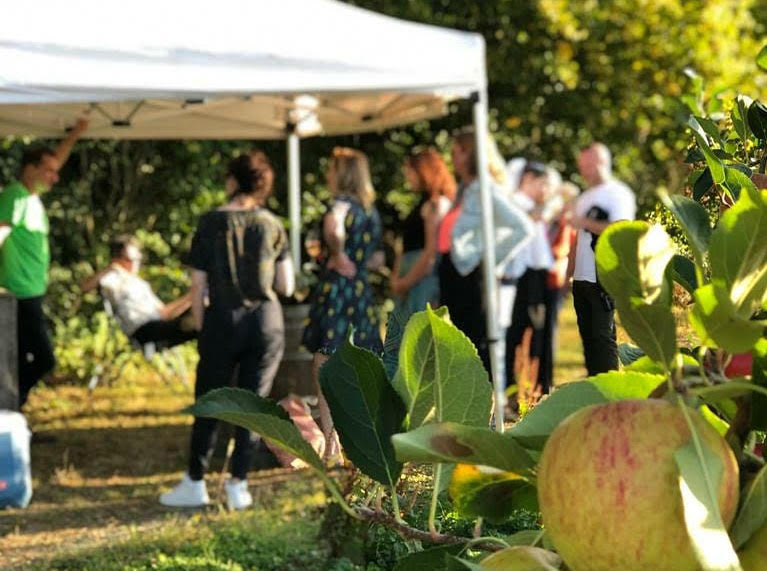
160,152,294,511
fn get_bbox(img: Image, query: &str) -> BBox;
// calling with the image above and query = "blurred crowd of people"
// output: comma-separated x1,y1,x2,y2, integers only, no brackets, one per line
1,123,638,509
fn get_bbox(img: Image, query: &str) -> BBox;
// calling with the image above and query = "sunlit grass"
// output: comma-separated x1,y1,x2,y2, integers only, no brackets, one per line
1,300,593,570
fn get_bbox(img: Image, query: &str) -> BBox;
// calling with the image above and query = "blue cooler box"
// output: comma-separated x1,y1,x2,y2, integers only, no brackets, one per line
0,411,32,508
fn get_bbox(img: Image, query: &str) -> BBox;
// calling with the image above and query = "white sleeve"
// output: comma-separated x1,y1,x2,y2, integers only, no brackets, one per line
435,196,452,219
609,188,637,222
331,200,351,221
98,271,116,294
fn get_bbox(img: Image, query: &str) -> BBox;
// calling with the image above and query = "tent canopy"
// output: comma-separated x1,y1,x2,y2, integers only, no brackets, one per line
0,0,485,139
0,0,506,426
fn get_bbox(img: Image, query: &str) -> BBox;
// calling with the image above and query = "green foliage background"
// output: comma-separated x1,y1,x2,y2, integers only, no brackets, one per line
1,0,765,381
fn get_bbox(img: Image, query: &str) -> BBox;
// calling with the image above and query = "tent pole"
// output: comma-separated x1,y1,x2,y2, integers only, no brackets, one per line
472,90,504,432
287,130,302,273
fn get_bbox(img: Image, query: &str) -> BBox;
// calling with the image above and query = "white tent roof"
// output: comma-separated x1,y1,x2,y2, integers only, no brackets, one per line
0,0,485,139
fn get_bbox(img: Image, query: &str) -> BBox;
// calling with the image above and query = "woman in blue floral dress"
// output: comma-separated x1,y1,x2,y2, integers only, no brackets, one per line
302,147,383,456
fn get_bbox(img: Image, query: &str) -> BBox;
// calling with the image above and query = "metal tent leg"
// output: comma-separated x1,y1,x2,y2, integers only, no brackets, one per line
287,131,302,272
472,90,504,432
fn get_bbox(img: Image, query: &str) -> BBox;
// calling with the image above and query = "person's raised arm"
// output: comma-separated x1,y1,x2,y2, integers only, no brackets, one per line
571,216,611,236
323,202,356,278
80,266,113,293
54,118,89,167
494,188,534,260
160,292,193,320
190,270,208,331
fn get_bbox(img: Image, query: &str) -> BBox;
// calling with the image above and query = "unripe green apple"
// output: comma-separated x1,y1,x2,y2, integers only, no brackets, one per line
739,522,767,571
537,399,739,571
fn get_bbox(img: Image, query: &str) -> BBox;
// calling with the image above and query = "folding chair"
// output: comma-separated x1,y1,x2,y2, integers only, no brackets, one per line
87,296,190,392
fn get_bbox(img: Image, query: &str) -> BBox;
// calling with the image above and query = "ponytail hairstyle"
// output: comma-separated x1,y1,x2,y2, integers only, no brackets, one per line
405,148,457,202
330,147,376,210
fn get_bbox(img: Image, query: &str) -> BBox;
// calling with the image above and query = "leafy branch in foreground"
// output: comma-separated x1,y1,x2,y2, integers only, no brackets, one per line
188,49,767,571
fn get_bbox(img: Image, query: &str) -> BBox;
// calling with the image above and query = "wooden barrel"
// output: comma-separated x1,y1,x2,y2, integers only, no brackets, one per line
269,303,316,400
0,291,18,410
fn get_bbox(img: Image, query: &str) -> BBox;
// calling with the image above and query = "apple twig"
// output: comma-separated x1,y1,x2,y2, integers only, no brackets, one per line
354,506,505,552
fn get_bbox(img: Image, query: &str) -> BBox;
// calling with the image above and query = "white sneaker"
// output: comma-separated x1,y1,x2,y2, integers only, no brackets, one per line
159,474,209,507
225,478,253,511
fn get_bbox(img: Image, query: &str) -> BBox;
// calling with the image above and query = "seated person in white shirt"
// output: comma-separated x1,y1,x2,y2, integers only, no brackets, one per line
81,235,196,350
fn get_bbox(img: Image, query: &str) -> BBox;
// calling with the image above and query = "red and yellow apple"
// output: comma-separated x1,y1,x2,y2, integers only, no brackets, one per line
537,399,739,571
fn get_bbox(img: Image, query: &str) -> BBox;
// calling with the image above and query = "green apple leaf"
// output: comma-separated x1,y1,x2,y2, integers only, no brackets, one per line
505,374,664,453
748,101,767,141
586,370,665,400
392,422,536,477
382,303,418,380
624,355,666,374
625,353,699,376
690,283,764,353
506,382,608,450
637,224,677,303
709,185,767,317
731,95,752,143
672,254,699,295
505,530,546,547
319,332,405,486
721,166,755,201
614,295,678,369
596,221,677,367
393,544,464,571
660,192,711,262
674,413,743,571
690,381,757,401
758,45,767,70
730,464,767,549
392,306,492,429
693,115,724,147
449,464,538,522
475,546,562,570
699,404,729,436
448,557,487,571
686,150,706,164
693,167,714,201
752,338,767,430
688,116,725,183
187,387,325,473
618,343,645,365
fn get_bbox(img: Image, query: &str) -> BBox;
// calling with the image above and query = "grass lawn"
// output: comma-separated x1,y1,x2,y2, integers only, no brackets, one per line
1,298,593,570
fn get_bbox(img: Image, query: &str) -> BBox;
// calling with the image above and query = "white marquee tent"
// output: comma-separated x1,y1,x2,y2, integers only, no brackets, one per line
0,0,506,424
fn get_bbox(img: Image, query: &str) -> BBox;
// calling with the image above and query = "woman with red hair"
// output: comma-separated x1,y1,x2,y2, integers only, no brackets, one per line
390,148,456,313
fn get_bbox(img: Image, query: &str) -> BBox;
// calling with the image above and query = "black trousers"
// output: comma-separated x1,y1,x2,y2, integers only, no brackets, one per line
573,280,618,376
132,312,197,350
188,299,284,481
505,269,554,393
18,296,55,408
438,254,491,376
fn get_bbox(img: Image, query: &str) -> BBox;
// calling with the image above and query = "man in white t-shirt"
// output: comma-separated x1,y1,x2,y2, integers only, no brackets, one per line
81,235,196,350
570,143,636,376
